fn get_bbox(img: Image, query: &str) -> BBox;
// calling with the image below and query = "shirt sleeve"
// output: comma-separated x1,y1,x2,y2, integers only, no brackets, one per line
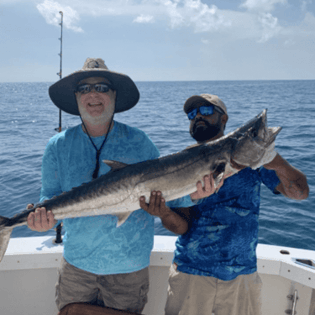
259,166,281,195
40,138,63,202
39,138,63,228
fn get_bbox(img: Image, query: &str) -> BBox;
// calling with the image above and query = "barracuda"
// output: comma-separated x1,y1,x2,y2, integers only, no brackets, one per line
0,109,281,262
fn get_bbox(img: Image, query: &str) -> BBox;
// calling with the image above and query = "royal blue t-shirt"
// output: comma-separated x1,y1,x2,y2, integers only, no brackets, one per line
40,121,194,275
174,167,281,281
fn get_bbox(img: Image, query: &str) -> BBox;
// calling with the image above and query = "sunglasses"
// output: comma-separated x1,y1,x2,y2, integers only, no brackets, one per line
75,83,114,94
187,105,225,120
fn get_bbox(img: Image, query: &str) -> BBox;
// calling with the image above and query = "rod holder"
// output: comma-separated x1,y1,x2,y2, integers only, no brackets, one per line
53,223,63,244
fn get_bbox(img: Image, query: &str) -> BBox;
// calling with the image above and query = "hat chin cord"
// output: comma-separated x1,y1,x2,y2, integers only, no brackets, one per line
79,114,114,180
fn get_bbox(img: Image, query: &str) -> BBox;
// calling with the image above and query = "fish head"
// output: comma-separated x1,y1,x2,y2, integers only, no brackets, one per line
231,109,282,168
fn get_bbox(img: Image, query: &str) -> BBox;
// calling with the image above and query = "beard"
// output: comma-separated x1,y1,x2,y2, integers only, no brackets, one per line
78,100,115,126
79,107,113,125
76,90,116,126
190,119,221,142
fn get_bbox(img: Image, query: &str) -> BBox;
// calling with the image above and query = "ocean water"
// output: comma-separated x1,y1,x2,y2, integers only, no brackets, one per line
0,80,314,250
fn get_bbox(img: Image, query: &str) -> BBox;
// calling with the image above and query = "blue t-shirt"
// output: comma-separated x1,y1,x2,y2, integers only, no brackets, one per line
40,121,193,275
174,167,281,281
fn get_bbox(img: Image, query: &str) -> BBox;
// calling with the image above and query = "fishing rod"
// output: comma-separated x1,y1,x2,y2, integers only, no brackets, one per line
54,11,63,244
55,11,63,133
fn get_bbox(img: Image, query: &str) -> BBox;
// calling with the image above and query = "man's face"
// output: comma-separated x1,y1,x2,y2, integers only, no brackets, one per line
189,106,225,143
75,77,116,125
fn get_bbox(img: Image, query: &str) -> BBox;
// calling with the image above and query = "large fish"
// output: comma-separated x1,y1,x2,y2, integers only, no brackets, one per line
0,109,281,262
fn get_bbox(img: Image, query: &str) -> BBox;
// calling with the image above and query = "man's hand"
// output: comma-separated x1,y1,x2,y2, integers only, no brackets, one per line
139,191,170,219
27,204,57,232
262,154,309,200
190,173,225,200
139,191,189,235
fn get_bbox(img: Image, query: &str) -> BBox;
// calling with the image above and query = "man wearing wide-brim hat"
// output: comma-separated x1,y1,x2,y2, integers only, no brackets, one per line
27,58,212,314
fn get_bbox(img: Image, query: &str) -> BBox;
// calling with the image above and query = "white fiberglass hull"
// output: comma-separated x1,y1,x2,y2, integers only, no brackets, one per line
0,236,314,315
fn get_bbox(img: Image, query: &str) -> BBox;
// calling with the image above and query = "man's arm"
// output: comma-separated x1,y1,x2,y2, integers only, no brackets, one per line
27,139,60,232
140,191,191,235
263,154,309,200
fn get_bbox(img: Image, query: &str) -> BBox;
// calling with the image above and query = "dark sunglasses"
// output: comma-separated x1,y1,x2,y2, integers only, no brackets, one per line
75,83,114,94
187,105,225,120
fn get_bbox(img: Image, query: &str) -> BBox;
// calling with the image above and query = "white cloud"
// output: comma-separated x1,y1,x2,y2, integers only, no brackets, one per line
208,10,281,43
36,0,231,33
240,0,287,12
303,11,315,27
189,2,232,32
237,0,285,42
301,0,313,12
62,0,164,17
158,0,231,32
133,14,155,23
36,0,83,32
157,0,284,43
158,0,184,28
284,39,295,46
257,12,281,42
33,0,313,45
286,11,315,37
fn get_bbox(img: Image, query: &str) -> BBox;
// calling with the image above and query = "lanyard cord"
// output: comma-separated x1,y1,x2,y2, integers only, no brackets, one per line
80,115,114,179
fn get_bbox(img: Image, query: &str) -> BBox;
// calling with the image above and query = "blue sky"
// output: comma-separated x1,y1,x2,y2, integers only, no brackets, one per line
1,0,314,82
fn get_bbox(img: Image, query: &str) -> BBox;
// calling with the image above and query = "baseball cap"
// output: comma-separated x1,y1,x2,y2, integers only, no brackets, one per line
183,94,228,116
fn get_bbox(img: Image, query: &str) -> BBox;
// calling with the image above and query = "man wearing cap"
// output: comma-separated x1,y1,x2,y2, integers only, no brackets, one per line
164,94,309,315
26,59,214,315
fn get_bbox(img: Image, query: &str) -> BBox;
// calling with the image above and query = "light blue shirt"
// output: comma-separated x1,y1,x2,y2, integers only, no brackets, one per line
40,121,193,275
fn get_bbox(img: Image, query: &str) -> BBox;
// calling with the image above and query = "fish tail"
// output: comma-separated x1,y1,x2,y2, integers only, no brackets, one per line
0,216,13,262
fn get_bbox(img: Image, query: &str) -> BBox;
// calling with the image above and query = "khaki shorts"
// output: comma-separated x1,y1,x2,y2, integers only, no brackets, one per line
165,263,262,315
55,258,149,312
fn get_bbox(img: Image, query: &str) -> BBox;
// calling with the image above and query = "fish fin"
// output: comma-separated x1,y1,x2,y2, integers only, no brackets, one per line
266,127,282,146
0,215,10,227
116,212,132,227
0,220,13,262
102,160,129,171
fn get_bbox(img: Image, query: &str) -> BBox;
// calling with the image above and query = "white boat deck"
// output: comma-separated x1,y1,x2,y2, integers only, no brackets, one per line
0,235,315,315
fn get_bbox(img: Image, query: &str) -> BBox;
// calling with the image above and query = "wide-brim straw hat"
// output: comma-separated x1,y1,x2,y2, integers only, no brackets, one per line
49,58,140,115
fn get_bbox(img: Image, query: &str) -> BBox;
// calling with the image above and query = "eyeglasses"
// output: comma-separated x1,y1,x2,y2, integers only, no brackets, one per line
75,83,114,94
187,105,222,120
